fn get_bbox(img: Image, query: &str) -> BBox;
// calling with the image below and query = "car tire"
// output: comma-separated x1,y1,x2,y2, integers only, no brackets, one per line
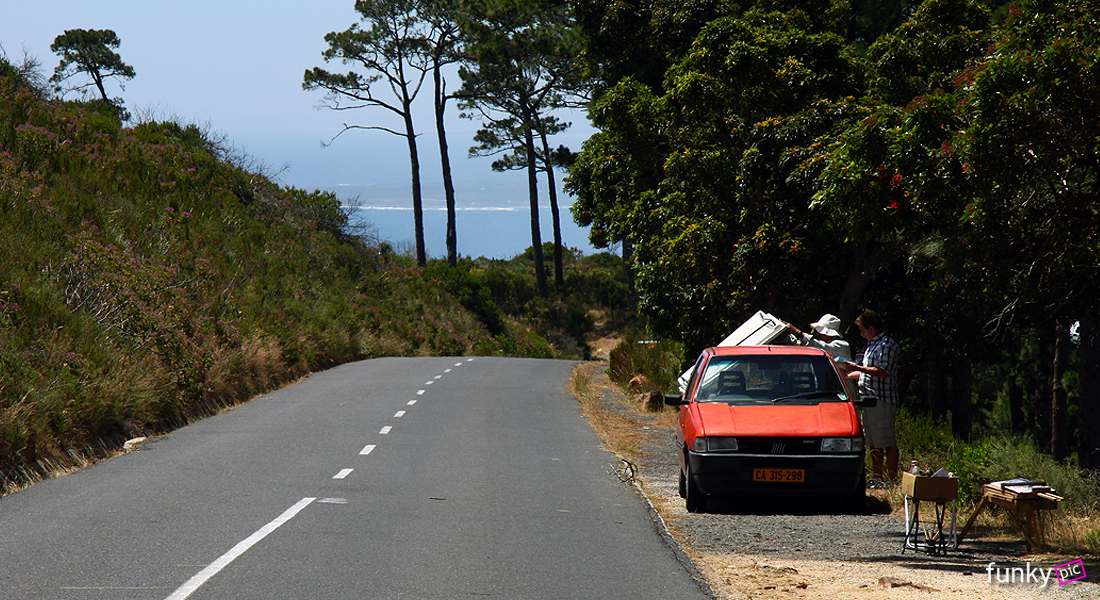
678,469,687,498
847,471,867,514
684,464,707,513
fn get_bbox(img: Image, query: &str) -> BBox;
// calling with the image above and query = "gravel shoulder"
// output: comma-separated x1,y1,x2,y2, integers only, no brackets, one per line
573,362,1099,600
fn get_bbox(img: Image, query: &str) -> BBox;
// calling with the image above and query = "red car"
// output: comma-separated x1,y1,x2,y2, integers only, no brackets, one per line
665,345,872,513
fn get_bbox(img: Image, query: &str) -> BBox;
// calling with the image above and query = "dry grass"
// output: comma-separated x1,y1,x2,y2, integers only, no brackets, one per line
1,443,123,497
569,361,653,458
872,483,1100,555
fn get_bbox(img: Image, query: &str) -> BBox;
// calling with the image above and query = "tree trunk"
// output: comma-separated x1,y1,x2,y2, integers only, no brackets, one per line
949,354,972,441
433,59,457,267
1077,317,1100,470
837,239,890,330
403,98,426,267
927,352,949,415
1032,335,1052,449
1051,320,1068,462
537,126,564,289
91,69,109,102
522,101,547,298
1007,374,1025,435
623,238,635,296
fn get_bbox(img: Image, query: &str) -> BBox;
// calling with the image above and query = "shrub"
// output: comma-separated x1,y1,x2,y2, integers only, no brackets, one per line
899,408,1100,512
608,332,684,393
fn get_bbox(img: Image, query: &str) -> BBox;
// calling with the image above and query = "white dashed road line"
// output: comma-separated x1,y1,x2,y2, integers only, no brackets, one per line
165,361,480,600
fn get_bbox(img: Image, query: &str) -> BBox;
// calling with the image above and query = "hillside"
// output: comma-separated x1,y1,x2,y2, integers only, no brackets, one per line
0,66,591,491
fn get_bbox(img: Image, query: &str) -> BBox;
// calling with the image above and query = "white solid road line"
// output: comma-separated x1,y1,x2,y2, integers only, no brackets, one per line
164,497,316,600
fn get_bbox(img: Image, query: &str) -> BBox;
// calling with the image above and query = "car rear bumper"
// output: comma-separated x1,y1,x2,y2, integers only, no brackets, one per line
687,450,864,497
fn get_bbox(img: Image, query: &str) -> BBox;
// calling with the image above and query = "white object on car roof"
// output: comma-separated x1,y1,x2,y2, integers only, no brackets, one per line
716,311,788,347
677,311,789,392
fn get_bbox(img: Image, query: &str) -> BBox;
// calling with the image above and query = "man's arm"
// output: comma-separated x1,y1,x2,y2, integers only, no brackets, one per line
847,364,889,378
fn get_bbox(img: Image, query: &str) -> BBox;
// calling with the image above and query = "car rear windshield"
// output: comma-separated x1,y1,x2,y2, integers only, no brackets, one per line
693,354,848,404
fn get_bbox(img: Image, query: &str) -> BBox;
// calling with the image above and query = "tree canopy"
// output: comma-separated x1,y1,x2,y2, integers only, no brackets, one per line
304,0,436,266
49,29,135,118
567,0,1100,465
459,0,587,297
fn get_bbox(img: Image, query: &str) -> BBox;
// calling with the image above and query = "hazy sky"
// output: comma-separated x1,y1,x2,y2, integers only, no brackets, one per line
1,0,593,203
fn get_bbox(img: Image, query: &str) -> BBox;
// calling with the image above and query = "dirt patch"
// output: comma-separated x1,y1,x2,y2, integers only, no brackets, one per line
571,361,1099,600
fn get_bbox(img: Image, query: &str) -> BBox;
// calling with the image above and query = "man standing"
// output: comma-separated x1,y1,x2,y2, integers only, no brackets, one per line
845,311,900,487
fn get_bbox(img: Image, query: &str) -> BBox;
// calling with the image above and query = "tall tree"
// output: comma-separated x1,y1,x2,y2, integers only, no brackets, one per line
572,4,863,351
304,0,432,266
49,29,134,114
469,113,572,287
421,0,465,267
459,0,585,297
816,0,1100,459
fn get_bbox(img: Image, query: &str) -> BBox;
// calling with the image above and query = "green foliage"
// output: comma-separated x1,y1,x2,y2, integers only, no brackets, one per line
0,71,579,488
899,407,1100,512
572,0,1100,478
573,3,865,353
608,332,685,393
865,0,992,106
420,248,635,361
423,262,507,334
49,29,135,117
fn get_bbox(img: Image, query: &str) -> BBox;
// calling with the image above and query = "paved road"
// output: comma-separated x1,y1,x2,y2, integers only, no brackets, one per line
0,357,711,600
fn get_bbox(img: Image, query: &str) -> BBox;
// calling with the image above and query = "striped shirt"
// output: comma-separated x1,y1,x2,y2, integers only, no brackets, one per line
858,332,900,406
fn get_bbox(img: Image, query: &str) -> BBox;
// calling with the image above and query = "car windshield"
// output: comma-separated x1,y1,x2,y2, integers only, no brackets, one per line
693,354,848,404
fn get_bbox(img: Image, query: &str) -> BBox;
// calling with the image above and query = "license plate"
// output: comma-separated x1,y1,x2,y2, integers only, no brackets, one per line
753,468,805,483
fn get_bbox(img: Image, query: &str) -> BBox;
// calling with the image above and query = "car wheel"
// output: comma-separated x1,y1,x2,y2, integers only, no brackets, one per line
684,465,707,513
847,471,867,513
678,469,687,498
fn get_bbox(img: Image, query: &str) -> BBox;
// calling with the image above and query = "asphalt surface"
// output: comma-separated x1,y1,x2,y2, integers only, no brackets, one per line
0,357,712,600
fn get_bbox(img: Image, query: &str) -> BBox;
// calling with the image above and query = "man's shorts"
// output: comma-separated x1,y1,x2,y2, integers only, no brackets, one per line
862,401,897,448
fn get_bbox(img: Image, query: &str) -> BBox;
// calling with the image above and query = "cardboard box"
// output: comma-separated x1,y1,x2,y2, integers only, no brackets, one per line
901,472,958,500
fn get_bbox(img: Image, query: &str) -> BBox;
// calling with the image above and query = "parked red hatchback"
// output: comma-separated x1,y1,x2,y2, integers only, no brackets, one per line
666,345,871,513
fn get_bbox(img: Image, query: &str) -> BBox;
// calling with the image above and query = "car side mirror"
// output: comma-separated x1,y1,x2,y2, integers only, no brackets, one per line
664,394,687,407
854,395,878,407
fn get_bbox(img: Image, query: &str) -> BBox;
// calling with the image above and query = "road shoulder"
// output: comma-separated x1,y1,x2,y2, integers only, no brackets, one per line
570,361,1099,600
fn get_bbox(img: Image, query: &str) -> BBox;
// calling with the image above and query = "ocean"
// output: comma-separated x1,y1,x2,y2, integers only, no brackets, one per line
331,181,600,260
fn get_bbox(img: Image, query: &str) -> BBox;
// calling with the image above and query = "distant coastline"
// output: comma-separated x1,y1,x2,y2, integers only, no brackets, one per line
327,180,600,260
